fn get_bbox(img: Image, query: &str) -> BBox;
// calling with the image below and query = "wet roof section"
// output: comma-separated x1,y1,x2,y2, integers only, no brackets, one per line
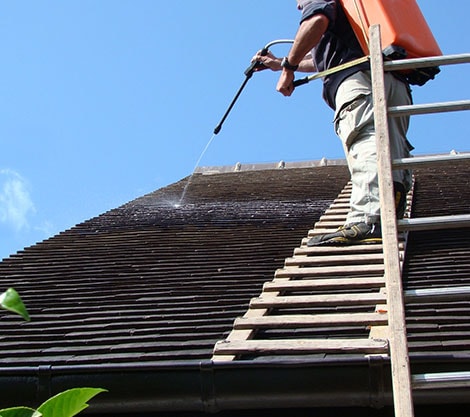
0,163,351,367
0,159,469,413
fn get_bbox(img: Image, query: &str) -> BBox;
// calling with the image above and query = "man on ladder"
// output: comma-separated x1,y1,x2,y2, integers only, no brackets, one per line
253,0,413,245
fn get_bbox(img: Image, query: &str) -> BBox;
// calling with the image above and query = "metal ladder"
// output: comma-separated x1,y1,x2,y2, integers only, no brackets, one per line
369,24,470,417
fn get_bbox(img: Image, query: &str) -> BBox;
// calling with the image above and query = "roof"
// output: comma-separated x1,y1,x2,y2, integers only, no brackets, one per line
0,158,469,414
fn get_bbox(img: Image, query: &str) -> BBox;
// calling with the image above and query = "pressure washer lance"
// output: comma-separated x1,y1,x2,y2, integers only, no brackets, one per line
213,39,294,135
213,39,370,135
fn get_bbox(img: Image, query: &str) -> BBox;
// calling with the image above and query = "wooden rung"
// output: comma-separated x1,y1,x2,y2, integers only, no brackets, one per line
213,338,389,355
264,276,385,292
285,253,385,267
250,292,387,309
308,228,341,234
323,209,350,216
275,264,384,278
325,198,350,205
306,231,409,241
234,312,388,329
369,325,389,340
329,203,350,209
313,221,344,228
405,286,470,302
294,244,388,255
412,371,470,390
324,206,349,211
319,214,348,221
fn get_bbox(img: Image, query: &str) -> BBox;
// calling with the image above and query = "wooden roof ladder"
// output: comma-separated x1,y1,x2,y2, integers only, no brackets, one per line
369,24,470,417
211,24,470,417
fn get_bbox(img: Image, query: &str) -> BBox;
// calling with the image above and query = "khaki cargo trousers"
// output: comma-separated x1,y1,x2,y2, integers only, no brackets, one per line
334,70,413,226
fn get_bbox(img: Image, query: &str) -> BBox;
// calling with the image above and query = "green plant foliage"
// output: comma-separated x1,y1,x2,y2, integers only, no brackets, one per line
0,407,41,417
36,388,107,417
0,388,106,417
0,288,30,321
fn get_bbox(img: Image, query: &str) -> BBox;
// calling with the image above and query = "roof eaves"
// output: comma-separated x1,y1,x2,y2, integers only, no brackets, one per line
1,358,470,414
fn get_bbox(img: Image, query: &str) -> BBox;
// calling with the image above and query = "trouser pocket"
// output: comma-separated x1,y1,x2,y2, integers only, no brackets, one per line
334,93,374,148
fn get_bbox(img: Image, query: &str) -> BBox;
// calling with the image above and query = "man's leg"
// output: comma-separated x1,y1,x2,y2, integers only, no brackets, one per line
307,71,412,246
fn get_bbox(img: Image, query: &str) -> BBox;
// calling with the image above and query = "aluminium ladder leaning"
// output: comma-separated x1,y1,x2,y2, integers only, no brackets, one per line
369,24,470,417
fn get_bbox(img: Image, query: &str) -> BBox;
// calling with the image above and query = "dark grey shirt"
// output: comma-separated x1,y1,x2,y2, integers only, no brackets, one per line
299,0,369,109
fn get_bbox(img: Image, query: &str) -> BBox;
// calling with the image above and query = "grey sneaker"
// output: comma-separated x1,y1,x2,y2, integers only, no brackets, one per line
307,222,382,246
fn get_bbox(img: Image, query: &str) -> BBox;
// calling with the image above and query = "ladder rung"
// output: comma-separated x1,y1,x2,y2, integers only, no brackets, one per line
412,371,470,389
234,312,388,329
250,292,387,309
388,100,470,116
405,286,470,302
264,276,385,292
398,214,470,231
213,338,389,355
383,53,470,71
284,252,385,267
275,264,384,278
294,244,387,255
392,153,470,169
312,221,345,228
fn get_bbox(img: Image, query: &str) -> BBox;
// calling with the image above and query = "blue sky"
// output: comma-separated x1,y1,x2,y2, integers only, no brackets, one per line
1,1,469,260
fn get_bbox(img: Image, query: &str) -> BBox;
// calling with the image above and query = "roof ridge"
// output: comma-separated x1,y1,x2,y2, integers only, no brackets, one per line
194,151,469,175
195,158,347,175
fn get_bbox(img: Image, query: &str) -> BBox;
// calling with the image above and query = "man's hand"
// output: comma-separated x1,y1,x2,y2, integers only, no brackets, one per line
251,50,282,72
276,69,295,96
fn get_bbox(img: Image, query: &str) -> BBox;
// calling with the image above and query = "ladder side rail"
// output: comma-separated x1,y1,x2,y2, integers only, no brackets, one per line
369,24,415,417
383,53,470,72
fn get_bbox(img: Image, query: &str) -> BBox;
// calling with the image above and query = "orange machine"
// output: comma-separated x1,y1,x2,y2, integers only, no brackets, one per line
340,0,442,84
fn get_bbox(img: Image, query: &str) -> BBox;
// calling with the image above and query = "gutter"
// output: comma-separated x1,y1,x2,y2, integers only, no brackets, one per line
0,357,469,414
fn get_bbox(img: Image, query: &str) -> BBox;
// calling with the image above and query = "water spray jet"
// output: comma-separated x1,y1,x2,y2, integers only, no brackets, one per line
178,39,294,206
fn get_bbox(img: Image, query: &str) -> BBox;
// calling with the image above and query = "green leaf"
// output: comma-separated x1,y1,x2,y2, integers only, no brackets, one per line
36,388,106,417
0,288,30,321
0,406,41,417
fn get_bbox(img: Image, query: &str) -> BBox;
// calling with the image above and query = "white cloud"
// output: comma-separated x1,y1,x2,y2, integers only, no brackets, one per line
0,169,36,232
34,220,55,237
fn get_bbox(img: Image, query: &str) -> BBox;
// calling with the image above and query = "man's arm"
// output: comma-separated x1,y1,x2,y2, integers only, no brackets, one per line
277,13,329,96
